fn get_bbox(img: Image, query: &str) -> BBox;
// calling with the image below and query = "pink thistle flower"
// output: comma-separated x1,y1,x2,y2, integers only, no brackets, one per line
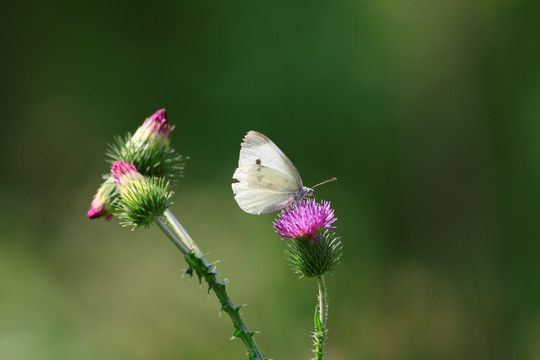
273,199,337,240
111,161,143,191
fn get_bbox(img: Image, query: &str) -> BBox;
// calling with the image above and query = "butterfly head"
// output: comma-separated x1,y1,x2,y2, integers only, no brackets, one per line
295,186,314,201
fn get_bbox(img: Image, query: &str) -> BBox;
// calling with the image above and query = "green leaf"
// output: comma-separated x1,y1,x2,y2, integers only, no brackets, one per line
314,302,322,332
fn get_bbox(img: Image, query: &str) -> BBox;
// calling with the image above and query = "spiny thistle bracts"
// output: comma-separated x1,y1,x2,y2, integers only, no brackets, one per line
111,161,173,229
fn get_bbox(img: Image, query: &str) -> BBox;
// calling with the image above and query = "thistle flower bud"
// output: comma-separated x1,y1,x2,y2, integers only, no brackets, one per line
111,161,173,229
112,161,144,193
107,108,185,181
87,176,117,220
273,200,342,277
131,108,173,145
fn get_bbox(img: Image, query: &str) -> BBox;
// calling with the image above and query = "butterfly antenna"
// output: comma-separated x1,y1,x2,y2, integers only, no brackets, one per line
312,177,337,189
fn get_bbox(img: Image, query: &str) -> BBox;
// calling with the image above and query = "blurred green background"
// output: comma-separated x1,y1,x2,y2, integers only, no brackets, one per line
1,1,539,359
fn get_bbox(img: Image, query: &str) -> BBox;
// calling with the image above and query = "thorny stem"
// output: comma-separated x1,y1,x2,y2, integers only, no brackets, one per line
318,275,328,331
154,210,265,360
313,275,328,360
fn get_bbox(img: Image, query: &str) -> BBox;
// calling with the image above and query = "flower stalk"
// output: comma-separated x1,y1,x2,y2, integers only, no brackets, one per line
313,275,328,360
162,209,204,258
88,105,267,358
273,199,342,360
153,210,265,360
154,215,189,255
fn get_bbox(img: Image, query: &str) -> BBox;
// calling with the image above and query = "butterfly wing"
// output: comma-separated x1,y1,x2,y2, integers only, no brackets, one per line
232,131,304,215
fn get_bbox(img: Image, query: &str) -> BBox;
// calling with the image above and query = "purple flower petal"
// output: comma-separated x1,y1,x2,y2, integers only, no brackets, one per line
273,199,337,240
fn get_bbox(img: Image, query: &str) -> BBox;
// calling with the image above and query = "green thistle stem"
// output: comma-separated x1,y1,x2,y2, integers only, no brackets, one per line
313,275,328,360
184,253,265,360
154,216,189,255
163,209,204,258
154,211,265,360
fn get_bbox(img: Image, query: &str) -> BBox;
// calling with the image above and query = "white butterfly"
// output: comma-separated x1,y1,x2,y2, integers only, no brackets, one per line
232,131,335,215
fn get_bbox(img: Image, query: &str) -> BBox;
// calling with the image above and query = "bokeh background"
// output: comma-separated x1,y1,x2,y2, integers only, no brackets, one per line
1,1,539,359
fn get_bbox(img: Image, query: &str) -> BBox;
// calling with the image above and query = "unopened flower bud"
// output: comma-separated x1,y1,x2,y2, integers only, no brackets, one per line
111,161,173,228
112,161,144,193
107,109,185,181
87,176,117,220
131,108,173,145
